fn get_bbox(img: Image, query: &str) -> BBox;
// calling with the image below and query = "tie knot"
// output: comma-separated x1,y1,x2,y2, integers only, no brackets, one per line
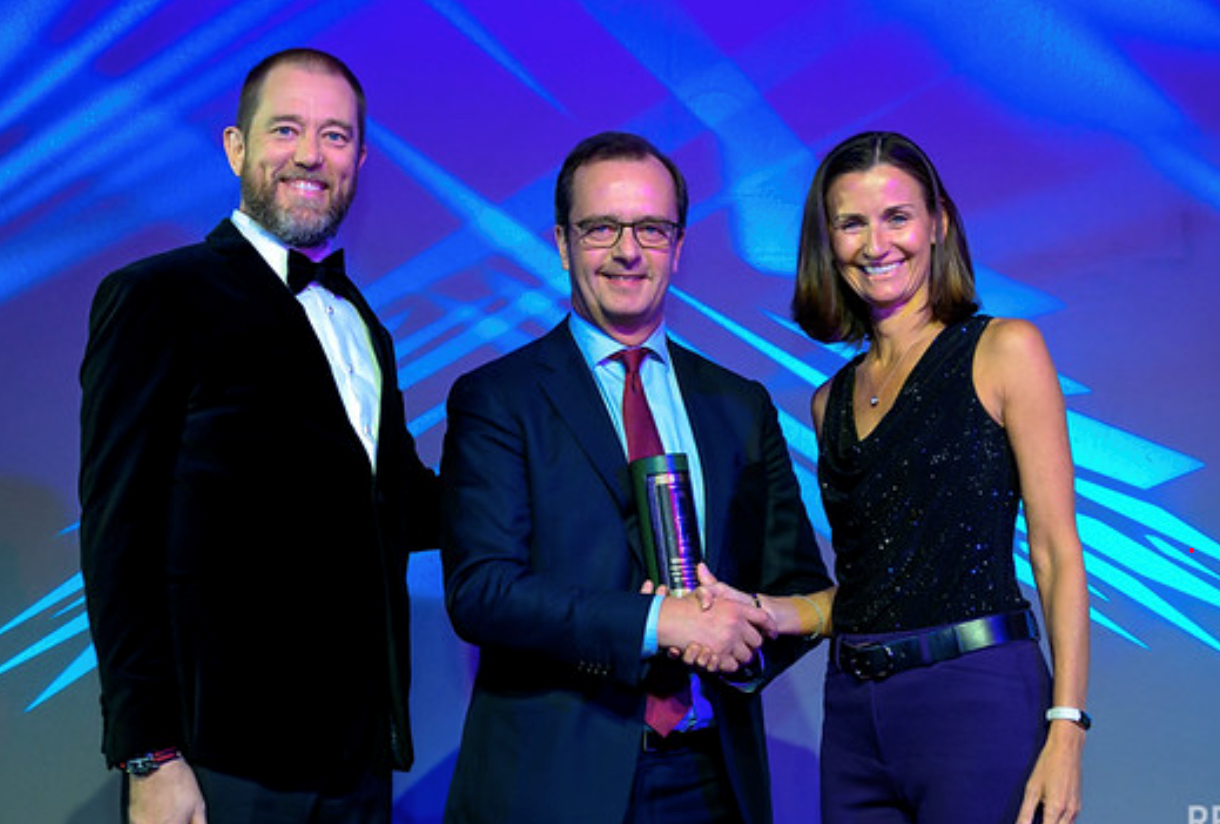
613,347,651,376
287,249,347,296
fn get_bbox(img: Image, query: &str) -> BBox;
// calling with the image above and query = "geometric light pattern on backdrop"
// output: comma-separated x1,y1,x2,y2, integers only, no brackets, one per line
2,0,1218,713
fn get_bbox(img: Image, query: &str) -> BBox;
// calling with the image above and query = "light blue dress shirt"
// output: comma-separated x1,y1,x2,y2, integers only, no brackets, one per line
568,312,712,729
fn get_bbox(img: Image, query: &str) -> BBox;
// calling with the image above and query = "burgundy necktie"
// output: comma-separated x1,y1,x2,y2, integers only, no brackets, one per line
613,348,663,461
613,347,691,737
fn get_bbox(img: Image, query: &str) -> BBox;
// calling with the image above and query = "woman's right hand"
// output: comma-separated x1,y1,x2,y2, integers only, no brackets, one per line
693,563,834,638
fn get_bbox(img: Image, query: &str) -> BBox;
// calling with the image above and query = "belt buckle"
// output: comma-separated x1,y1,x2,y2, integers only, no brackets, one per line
846,643,895,681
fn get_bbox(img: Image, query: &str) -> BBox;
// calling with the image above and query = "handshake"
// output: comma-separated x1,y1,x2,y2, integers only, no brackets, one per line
632,454,831,675
646,563,779,676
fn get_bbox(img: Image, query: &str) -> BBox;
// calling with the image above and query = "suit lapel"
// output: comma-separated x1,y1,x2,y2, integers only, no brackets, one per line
206,219,312,318
535,321,633,512
669,343,730,571
532,328,743,572
206,220,374,465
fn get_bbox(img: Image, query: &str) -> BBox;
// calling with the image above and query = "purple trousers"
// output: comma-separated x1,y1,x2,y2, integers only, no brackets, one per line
820,634,1050,824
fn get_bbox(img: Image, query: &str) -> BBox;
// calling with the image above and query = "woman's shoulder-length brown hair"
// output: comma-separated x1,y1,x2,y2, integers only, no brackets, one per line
791,131,979,345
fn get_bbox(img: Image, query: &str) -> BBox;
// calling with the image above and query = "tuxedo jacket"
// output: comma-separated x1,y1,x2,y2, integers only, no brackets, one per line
79,219,439,791
441,320,832,824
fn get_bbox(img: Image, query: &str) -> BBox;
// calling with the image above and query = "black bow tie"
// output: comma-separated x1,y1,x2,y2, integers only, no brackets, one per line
287,249,352,299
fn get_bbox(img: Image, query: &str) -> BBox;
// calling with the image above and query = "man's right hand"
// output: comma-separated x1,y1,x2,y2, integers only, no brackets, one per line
128,759,207,824
655,592,772,673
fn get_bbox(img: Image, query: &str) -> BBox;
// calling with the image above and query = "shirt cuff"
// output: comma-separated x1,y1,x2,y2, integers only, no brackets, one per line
641,593,664,658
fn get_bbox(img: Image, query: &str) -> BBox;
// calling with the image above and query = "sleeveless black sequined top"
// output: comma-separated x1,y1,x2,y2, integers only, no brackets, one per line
818,315,1030,633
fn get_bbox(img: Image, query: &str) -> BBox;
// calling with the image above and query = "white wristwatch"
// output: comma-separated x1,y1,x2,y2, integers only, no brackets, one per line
1045,706,1092,731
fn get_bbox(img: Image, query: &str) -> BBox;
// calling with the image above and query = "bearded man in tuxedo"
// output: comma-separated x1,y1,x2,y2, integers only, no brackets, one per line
80,47,438,824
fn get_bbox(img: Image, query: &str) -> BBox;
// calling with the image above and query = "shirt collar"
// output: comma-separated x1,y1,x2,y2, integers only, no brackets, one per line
568,312,671,373
229,210,334,284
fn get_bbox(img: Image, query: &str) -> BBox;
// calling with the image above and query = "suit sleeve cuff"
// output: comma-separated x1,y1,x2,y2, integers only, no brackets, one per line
718,650,766,692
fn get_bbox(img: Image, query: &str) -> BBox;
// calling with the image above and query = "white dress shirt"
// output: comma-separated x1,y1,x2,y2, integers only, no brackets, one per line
230,210,382,468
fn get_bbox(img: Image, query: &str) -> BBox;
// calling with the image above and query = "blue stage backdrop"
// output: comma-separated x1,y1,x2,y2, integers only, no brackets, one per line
2,1,1218,821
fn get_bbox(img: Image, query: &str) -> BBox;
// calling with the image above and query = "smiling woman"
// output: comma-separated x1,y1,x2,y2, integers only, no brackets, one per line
826,166,938,323
785,131,1091,824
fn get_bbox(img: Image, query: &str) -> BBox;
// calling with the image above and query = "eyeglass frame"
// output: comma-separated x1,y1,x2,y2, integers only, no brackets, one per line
566,216,685,250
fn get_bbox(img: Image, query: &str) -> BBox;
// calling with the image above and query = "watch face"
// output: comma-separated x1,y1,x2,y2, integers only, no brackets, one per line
124,757,158,777
123,749,180,776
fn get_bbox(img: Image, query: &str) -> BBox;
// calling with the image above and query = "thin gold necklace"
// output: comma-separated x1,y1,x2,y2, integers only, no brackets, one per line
864,327,936,407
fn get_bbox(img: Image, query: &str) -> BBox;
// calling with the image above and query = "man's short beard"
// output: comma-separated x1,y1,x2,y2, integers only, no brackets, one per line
240,174,355,250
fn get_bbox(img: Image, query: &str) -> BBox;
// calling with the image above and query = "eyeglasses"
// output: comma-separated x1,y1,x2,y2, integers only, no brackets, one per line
569,218,683,250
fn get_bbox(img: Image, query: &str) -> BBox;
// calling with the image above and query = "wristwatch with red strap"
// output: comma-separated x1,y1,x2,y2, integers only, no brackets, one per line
120,747,182,777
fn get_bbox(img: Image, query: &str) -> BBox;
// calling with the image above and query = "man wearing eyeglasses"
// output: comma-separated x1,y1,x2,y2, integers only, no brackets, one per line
440,131,833,824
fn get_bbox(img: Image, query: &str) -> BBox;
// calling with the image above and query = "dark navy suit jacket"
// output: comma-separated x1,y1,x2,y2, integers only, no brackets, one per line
441,319,831,824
